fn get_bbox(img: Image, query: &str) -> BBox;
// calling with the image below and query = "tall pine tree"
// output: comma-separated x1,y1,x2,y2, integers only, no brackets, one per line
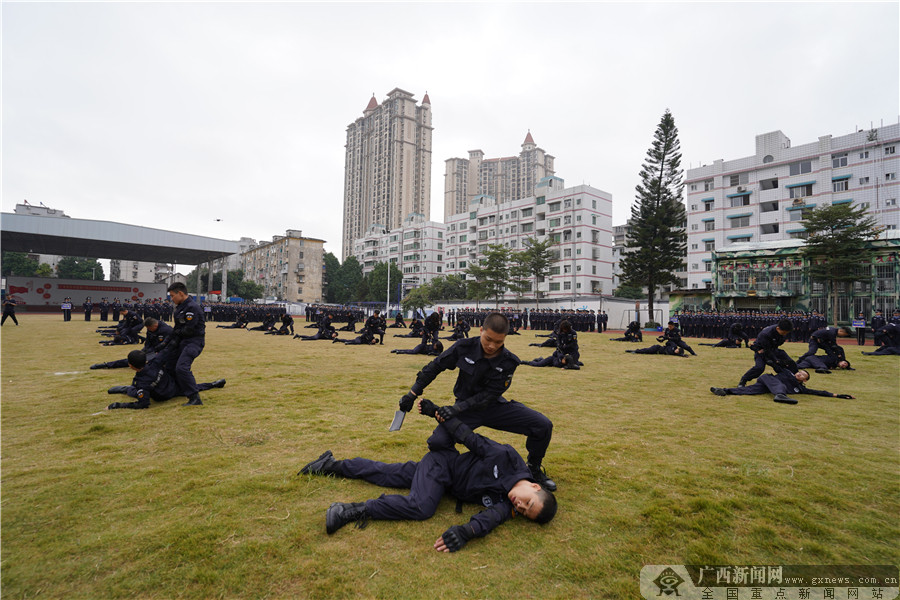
619,109,686,324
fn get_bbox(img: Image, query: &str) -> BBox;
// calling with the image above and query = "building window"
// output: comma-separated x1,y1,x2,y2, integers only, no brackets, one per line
859,201,870,209
704,221,715,231
729,196,750,208
550,266,561,275
760,177,778,190
459,260,466,268
833,179,849,192
459,234,467,242
760,223,779,235
860,151,869,159
522,223,534,233
691,205,697,211
691,243,698,250
563,249,572,258
761,201,779,213
860,177,870,185
704,179,714,191
549,283,560,291
536,196,546,205
886,173,897,181
831,153,848,168
705,263,712,272
691,224,699,230
704,241,715,251
729,173,749,186
789,160,812,175
563,281,572,290
548,202,561,212
690,184,697,191
521,208,533,217
729,216,750,228
886,146,896,155
549,218,560,227
564,199,572,208
789,184,813,198
886,198,897,206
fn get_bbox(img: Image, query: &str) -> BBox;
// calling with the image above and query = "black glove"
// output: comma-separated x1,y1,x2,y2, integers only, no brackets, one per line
836,394,853,399
437,404,459,421
418,398,438,419
107,386,129,395
399,392,417,413
440,524,475,552
107,402,123,409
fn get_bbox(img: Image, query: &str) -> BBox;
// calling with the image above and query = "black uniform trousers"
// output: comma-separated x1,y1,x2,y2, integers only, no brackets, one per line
340,452,454,522
740,349,796,384
426,399,552,469
163,339,204,397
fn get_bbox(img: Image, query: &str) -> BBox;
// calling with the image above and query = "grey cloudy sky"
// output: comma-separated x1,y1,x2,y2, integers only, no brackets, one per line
3,1,898,268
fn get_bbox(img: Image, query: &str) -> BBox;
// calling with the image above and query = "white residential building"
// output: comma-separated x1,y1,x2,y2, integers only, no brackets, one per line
685,123,900,290
443,176,613,299
352,213,446,296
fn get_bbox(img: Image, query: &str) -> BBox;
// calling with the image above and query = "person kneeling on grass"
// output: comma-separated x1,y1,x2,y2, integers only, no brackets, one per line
105,350,226,410
297,399,557,552
709,369,854,405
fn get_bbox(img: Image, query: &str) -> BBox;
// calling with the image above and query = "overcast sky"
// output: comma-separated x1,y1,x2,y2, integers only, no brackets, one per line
3,1,898,272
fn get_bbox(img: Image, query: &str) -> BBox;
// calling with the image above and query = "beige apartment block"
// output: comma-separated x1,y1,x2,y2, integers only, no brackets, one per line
444,132,555,221
342,88,433,260
241,230,326,303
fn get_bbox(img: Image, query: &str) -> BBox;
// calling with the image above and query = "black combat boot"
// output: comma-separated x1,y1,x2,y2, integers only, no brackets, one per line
298,450,342,476
528,463,557,492
182,394,203,406
326,502,369,534
773,393,798,405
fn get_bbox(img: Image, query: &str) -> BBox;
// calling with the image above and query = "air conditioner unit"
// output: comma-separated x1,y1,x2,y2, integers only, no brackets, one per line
737,186,746,193
793,198,804,205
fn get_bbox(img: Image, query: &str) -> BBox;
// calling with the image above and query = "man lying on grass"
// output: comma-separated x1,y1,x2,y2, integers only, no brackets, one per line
710,369,854,405
297,399,557,552
105,350,226,409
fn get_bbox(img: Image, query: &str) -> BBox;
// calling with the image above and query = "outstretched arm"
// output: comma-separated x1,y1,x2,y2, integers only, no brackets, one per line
433,504,513,552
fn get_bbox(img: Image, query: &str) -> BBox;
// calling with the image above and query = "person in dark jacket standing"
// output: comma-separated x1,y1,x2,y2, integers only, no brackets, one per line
395,312,557,491
2,296,19,326
297,411,557,551
83,297,93,321
161,282,206,406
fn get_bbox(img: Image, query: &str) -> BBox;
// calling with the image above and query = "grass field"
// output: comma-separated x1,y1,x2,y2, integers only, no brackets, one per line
1,314,898,599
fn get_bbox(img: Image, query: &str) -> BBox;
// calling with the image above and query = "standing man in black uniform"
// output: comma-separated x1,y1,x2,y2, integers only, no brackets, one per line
871,309,887,346
162,282,206,406
99,298,110,322
2,296,19,326
298,410,557,550
62,296,73,322
83,297,93,321
396,312,557,491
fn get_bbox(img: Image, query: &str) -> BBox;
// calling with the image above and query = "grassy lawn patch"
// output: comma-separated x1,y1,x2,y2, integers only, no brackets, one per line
2,316,898,598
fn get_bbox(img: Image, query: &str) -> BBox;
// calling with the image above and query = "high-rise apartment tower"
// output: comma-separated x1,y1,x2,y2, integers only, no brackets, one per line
342,88,432,260
444,132,555,221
